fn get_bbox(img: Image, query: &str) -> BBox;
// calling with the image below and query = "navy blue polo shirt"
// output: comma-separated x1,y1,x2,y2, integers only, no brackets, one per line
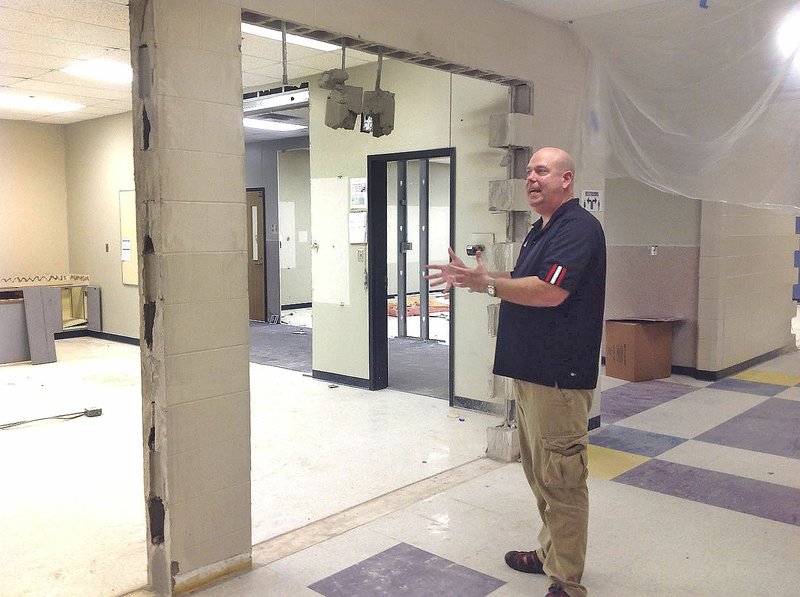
493,198,606,389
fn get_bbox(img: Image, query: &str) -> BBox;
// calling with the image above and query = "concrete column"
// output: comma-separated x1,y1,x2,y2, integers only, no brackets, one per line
129,1,252,594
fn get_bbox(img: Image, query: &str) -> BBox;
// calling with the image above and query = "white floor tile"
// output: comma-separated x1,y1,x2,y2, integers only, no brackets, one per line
659,439,800,489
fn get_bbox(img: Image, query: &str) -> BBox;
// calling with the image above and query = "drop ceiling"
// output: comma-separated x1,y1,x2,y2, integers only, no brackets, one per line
0,0,375,141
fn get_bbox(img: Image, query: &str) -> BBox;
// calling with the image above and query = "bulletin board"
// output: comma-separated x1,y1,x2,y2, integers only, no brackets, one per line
119,190,138,286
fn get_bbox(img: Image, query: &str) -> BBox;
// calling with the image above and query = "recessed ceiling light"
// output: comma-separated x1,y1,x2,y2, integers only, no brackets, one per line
241,23,339,52
777,9,800,59
61,58,133,85
0,92,85,113
243,118,307,131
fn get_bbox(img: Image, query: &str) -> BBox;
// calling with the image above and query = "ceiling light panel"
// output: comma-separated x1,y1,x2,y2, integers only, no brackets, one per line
61,58,132,85
241,23,339,51
242,117,307,131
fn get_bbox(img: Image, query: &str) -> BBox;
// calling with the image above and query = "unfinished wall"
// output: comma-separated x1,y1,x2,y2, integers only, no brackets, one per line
603,178,701,368
241,0,589,402
130,0,251,593
0,120,69,278
698,201,797,373
64,112,138,337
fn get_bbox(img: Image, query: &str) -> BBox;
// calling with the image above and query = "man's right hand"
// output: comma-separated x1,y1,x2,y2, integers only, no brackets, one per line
423,247,466,294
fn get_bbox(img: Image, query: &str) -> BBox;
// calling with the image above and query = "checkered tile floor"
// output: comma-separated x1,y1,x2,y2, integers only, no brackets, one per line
590,361,800,526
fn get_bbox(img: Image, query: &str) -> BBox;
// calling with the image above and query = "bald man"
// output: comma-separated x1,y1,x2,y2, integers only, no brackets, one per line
425,147,606,597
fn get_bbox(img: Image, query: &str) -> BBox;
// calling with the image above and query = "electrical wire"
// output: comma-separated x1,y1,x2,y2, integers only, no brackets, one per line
0,408,103,430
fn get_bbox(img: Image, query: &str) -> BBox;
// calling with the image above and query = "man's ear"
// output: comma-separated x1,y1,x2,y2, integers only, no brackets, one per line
562,170,573,188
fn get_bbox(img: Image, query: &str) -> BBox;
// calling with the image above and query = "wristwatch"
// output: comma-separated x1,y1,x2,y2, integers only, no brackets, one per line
486,278,496,297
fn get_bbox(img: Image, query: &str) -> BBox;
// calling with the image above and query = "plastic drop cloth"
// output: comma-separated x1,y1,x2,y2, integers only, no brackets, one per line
570,0,800,212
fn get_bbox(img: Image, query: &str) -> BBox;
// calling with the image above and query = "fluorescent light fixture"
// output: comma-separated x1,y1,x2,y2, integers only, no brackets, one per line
243,88,309,112
777,9,800,59
243,118,307,131
61,58,133,85
241,23,339,52
0,92,85,113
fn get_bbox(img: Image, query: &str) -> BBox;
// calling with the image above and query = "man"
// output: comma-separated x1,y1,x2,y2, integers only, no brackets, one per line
425,147,606,597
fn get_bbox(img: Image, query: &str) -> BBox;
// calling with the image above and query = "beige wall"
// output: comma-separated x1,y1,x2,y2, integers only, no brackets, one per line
698,201,797,372
0,120,70,278
64,112,138,337
604,178,702,367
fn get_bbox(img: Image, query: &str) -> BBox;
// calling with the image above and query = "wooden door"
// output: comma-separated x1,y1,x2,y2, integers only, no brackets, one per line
247,190,266,321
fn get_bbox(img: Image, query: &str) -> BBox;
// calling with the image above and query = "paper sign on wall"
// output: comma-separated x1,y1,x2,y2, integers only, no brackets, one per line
121,239,132,262
581,189,604,212
350,177,367,209
349,211,367,244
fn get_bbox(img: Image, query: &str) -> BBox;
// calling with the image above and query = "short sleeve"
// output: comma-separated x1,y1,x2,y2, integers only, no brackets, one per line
537,216,601,293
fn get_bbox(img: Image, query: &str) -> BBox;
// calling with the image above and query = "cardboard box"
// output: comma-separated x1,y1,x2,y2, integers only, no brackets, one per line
605,319,674,382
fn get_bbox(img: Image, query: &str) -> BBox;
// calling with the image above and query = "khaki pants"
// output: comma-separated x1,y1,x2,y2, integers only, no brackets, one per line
515,379,592,597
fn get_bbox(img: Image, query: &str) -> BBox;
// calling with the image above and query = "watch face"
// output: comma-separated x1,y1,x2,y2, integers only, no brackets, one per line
487,282,495,296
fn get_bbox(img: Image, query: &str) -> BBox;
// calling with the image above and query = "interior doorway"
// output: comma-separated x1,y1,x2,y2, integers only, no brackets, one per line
247,189,266,321
367,148,456,402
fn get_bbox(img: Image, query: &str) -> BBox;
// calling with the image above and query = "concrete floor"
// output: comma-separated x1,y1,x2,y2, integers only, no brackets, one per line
2,332,800,597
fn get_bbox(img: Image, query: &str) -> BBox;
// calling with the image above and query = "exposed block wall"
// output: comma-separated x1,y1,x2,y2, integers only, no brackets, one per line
130,1,251,594
488,113,535,148
489,179,529,212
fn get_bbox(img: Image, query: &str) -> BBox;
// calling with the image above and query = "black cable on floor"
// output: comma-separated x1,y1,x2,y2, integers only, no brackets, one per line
0,408,103,430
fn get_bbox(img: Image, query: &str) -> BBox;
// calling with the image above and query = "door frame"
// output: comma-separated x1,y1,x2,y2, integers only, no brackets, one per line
366,147,456,404
246,187,268,321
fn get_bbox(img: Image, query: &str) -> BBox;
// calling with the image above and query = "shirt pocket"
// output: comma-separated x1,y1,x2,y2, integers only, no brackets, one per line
541,433,588,489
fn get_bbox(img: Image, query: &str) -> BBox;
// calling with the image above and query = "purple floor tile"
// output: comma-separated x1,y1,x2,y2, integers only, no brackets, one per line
601,380,696,423
590,424,686,457
695,398,800,459
309,543,505,597
706,378,789,397
615,459,800,526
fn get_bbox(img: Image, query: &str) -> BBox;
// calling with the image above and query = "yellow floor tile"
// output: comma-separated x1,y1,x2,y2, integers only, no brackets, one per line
587,444,650,480
732,369,800,387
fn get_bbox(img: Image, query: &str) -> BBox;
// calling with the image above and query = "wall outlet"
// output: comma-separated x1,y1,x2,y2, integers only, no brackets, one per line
650,245,658,256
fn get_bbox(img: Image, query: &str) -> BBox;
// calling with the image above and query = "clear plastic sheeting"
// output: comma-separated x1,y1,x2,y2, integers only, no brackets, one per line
571,0,800,212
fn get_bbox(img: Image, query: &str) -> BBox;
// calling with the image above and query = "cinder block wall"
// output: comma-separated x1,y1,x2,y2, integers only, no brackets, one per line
130,0,251,593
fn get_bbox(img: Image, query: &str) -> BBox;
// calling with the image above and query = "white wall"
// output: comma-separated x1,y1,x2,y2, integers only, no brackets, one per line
0,120,69,278
277,148,312,305
64,112,137,338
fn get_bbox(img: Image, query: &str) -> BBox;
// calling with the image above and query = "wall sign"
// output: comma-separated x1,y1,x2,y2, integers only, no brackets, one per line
581,189,604,212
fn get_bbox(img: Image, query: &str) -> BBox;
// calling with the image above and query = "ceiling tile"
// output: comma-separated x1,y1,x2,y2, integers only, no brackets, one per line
0,61,50,78
291,52,348,72
242,54,279,71
0,74,24,85
0,30,112,60
0,0,129,30
0,48,73,70
37,69,131,92
0,6,128,49
8,78,130,102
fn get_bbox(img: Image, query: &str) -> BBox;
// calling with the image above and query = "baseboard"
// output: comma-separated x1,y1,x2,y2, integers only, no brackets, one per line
55,329,140,346
602,344,797,382
311,369,371,389
281,302,311,310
